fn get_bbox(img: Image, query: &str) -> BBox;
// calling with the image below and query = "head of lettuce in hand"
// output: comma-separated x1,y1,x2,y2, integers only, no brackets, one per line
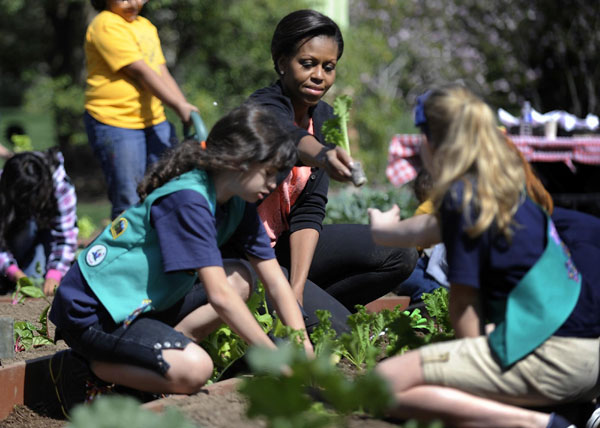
321,95,367,187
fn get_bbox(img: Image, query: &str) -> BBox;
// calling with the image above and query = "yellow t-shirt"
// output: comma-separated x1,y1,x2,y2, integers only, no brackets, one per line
414,199,434,216
84,11,167,129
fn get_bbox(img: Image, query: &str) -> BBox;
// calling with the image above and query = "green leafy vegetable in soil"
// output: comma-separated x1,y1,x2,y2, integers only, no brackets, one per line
321,95,353,156
308,288,455,370
12,276,54,351
239,342,394,428
386,288,455,356
201,281,276,382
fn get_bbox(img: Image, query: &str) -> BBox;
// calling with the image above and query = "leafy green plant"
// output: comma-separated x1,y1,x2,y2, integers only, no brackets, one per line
308,288,454,369
201,281,275,382
322,95,368,186
336,305,389,370
77,215,97,240
12,276,53,351
386,288,455,356
239,343,394,428
422,287,453,334
310,305,410,371
309,310,340,359
66,395,197,428
322,95,353,156
10,133,33,152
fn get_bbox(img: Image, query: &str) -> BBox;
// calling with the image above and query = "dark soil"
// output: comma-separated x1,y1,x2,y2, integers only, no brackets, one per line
154,390,401,428
0,406,65,428
0,296,404,428
0,297,69,365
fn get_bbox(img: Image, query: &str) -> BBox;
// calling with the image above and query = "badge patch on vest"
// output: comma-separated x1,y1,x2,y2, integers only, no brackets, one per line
110,217,128,239
86,244,107,266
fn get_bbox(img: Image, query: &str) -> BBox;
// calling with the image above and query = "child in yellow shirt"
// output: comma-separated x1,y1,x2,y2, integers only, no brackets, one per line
392,169,448,305
85,0,198,218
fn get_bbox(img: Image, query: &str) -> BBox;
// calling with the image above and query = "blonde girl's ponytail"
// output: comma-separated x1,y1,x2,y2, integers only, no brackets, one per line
426,85,525,240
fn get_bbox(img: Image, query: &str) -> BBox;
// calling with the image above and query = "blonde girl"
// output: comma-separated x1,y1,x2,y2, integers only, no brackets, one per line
372,84,600,428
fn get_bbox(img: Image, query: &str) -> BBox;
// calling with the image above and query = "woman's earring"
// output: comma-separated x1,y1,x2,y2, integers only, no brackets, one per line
279,70,284,75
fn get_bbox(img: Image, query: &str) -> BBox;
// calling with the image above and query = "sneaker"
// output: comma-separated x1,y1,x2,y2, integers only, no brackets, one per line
586,407,600,428
547,412,576,428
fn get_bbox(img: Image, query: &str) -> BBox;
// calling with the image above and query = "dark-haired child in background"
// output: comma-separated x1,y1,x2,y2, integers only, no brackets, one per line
393,169,448,305
0,148,78,295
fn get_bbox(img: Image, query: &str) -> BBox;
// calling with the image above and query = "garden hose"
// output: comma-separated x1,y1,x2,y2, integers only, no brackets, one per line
183,111,208,142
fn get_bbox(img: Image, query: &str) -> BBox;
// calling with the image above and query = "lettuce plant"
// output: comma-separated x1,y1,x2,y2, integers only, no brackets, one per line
321,95,367,186
322,95,353,156
12,276,53,352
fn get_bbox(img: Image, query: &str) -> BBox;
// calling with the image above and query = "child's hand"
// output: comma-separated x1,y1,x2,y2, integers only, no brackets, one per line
368,204,401,228
303,337,315,359
43,278,59,296
368,204,402,246
177,101,199,123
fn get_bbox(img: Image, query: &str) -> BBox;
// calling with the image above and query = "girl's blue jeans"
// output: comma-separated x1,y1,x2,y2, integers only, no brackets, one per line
0,220,50,291
11,220,51,279
394,256,447,303
84,112,178,219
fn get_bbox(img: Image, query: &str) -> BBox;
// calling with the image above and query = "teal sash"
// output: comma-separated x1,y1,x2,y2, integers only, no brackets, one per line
79,170,246,324
488,213,581,369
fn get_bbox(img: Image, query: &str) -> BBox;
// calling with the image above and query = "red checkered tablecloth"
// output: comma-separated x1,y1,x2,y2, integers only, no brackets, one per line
386,134,600,186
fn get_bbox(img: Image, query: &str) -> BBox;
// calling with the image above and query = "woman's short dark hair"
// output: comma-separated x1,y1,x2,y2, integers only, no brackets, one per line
271,9,344,74
90,0,106,12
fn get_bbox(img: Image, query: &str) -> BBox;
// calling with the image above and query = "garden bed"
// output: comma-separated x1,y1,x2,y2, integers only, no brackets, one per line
0,293,415,427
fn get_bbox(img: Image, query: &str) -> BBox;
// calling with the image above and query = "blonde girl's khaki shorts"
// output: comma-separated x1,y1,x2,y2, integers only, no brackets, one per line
420,335,600,406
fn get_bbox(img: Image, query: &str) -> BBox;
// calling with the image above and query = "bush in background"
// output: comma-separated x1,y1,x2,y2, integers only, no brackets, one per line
324,183,417,225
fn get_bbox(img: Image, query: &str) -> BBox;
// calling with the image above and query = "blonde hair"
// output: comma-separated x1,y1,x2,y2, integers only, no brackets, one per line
425,85,526,240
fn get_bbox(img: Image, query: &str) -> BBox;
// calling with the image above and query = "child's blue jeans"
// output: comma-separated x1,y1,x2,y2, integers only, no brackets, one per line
394,256,447,303
10,220,51,278
0,220,50,291
84,112,178,219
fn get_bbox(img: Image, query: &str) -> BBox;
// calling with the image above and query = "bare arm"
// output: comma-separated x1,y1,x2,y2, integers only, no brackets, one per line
248,256,314,356
121,60,197,122
158,63,188,106
0,144,12,159
198,265,275,349
449,283,482,338
297,135,353,182
287,228,319,305
368,205,441,248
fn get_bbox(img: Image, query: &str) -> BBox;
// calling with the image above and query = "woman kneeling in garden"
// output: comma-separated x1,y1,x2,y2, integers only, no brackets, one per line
50,104,313,395
371,84,600,428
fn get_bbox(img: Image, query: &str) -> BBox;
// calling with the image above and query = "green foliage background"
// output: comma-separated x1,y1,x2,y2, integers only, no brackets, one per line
0,0,598,186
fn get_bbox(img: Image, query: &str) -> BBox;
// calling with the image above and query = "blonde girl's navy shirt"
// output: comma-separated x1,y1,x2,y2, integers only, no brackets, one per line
50,190,274,329
440,180,600,338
